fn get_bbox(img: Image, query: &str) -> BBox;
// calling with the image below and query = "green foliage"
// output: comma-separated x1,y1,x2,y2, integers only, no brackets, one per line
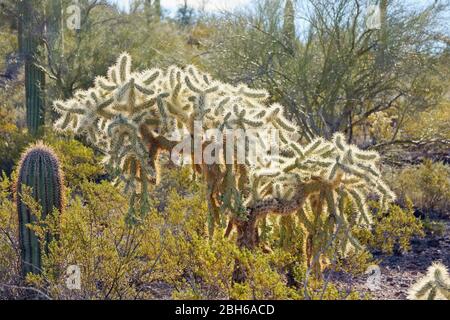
205,0,448,140
332,250,375,277
0,174,20,296
36,2,199,99
15,142,64,276
0,25,17,71
0,115,32,176
0,166,365,299
388,160,450,216
354,200,424,255
422,218,446,237
0,113,103,187
176,1,196,27
44,133,105,187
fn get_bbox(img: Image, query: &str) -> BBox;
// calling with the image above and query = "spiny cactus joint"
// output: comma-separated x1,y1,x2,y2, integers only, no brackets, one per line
408,262,450,300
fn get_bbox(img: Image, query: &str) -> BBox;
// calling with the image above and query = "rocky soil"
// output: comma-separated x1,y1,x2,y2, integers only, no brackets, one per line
329,218,450,300
148,218,450,300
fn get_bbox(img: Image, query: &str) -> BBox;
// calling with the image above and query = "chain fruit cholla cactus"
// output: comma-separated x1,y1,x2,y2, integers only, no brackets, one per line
408,262,450,300
52,53,395,263
15,142,64,276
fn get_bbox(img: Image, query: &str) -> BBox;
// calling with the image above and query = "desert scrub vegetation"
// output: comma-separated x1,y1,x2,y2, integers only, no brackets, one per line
52,52,399,284
0,0,449,301
0,166,365,300
0,111,104,187
354,200,425,255
387,160,450,217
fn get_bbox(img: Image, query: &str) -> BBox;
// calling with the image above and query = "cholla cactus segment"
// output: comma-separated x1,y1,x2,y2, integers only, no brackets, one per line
408,262,450,300
53,53,395,236
251,133,394,212
52,53,289,184
247,131,396,254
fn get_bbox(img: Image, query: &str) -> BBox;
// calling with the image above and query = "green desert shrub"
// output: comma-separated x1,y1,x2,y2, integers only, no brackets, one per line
44,133,106,187
354,200,424,255
0,25,17,71
422,219,446,237
387,160,450,216
0,174,20,298
0,113,104,187
0,115,32,176
0,166,365,300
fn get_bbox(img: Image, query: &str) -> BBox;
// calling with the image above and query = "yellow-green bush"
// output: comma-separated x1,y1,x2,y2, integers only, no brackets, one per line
0,115,32,176
387,160,450,216
0,121,104,187
354,200,424,255
422,219,446,237
0,174,20,298
0,165,367,300
44,133,106,187
0,26,17,71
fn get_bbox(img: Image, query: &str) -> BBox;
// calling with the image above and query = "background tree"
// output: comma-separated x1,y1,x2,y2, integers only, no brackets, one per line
205,0,449,146
176,0,196,27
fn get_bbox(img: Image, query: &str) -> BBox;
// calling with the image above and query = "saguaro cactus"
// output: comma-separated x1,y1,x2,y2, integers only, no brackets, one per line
18,0,46,136
15,142,64,276
282,0,296,54
377,0,388,67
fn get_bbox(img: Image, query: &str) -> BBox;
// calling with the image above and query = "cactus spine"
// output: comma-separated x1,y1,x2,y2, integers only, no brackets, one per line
15,143,64,276
19,0,46,136
408,262,450,300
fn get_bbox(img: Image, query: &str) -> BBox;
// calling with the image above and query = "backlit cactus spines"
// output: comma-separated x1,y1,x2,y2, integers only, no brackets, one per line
408,262,450,300
15,142,64,276
52,53,395,253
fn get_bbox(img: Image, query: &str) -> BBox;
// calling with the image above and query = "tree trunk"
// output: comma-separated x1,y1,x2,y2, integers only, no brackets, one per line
232,213,259,283
230,184,321,282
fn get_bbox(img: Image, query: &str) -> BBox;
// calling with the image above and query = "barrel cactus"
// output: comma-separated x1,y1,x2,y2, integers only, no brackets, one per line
15,142,64,276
